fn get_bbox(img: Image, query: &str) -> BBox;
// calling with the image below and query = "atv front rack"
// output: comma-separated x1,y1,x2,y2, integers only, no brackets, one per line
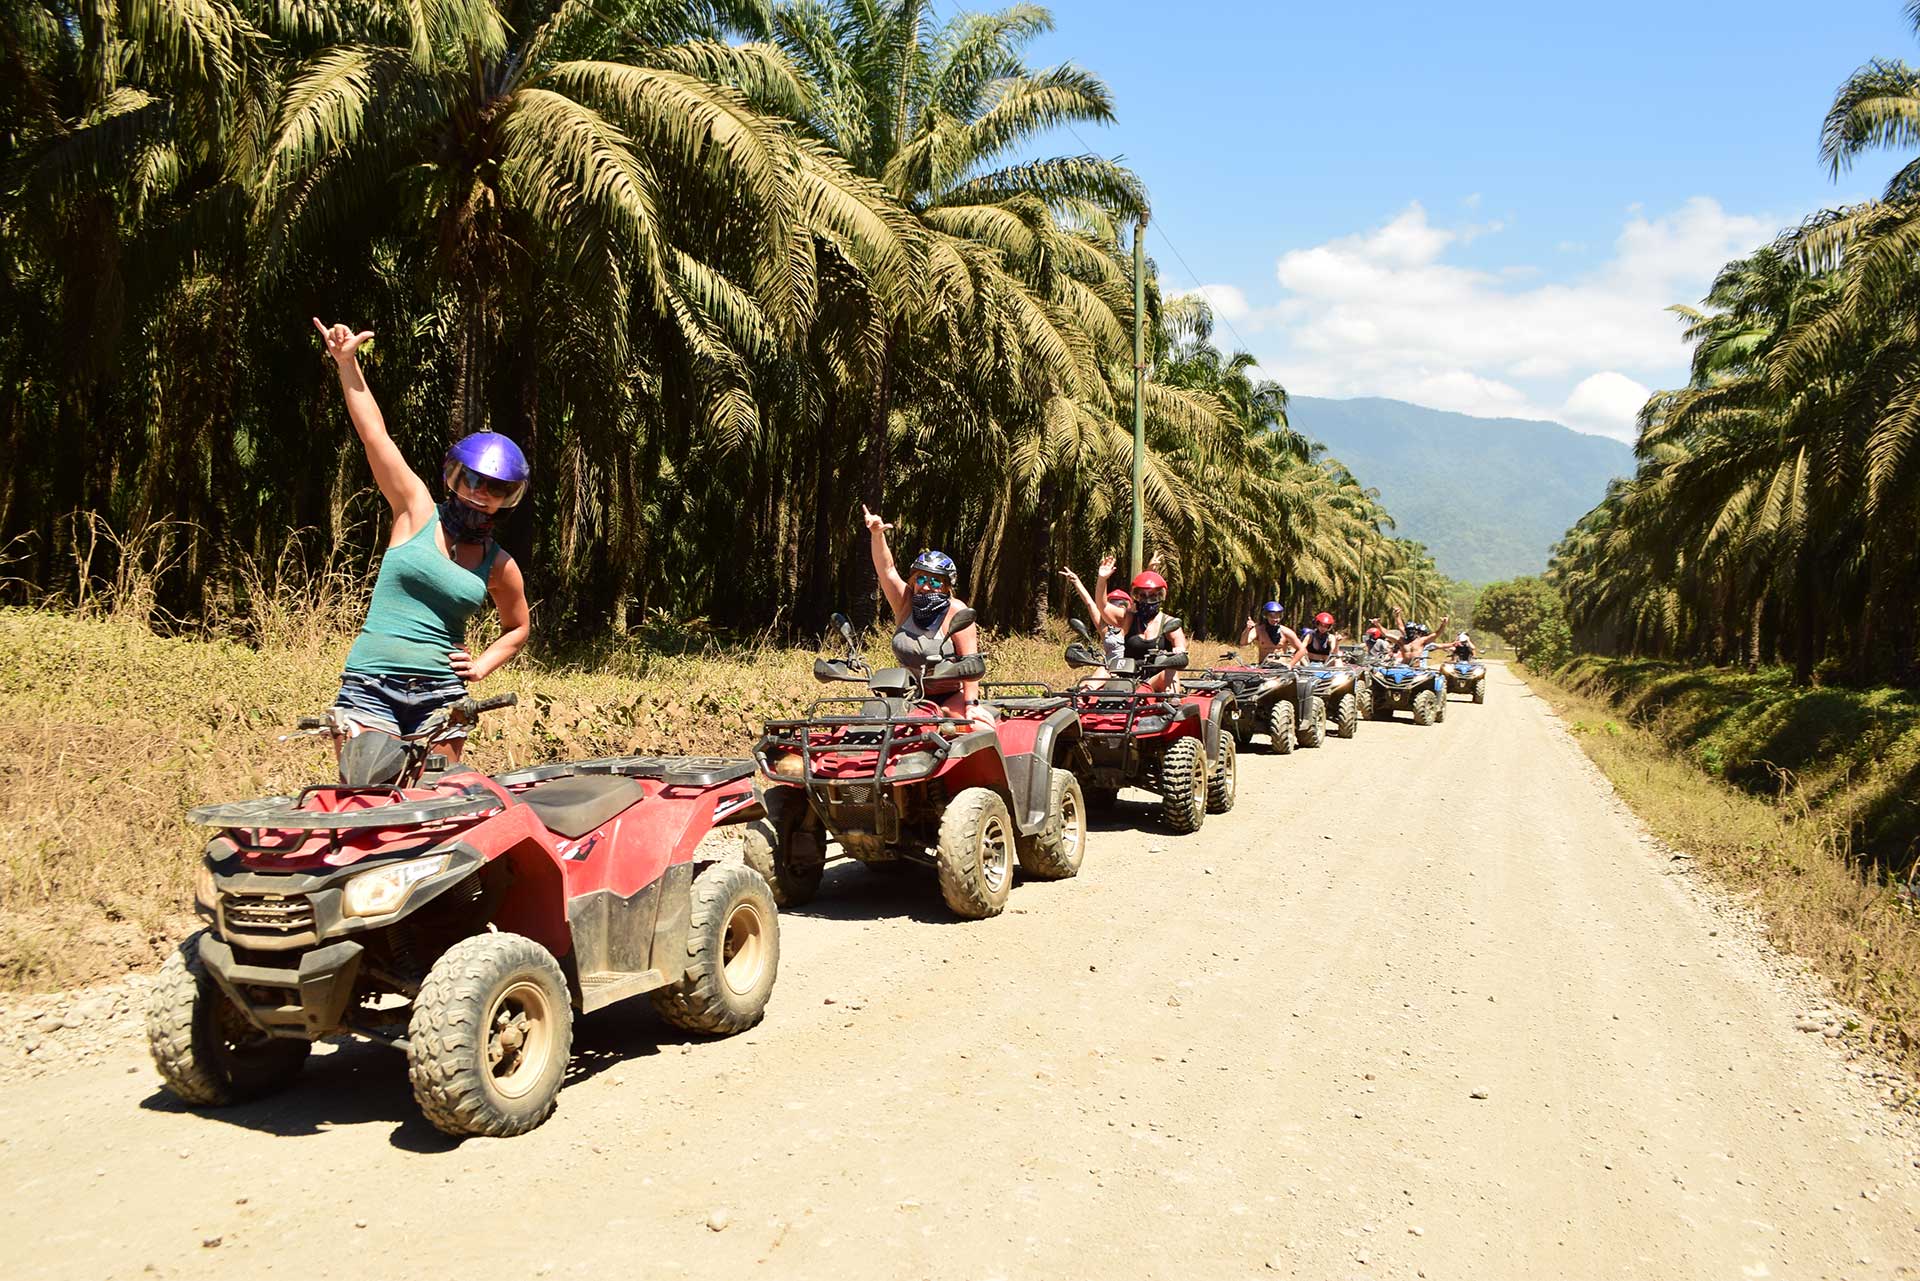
187,785,505,833
494,755,756,789
755,705,985,844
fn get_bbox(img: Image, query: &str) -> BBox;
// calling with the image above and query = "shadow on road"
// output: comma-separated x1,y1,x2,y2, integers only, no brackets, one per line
136,1001,714,1151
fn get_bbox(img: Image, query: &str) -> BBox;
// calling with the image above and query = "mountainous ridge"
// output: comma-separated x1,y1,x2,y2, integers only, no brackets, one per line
1286,395,1635,582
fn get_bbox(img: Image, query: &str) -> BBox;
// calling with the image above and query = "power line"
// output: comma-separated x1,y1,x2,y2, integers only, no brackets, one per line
1058,121,1261,361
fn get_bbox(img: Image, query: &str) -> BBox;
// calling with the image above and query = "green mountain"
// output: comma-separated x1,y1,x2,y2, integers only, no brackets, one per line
1286,395,1634,583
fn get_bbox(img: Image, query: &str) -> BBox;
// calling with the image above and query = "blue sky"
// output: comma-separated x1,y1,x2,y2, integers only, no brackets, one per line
1019,0,1918,438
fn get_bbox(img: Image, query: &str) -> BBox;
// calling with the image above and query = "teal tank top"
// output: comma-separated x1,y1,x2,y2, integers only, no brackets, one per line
343,521,499,678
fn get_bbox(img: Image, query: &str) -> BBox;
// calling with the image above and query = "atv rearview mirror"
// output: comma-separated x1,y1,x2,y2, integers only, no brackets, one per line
831,612,854,645
945,606,977,633
1068,617,1094,641
1158,616,1183,636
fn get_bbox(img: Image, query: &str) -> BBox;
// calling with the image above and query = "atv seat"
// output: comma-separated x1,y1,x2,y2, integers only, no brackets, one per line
858,697,916,719
518,776,647,839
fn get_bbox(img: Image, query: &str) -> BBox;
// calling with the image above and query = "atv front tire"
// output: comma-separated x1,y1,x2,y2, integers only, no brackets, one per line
652,863,779,1035
1206,733,1237,814
1332,692,1360,739
408,933,573,1138
1473,680,1486,705
1160,738,1207,834
1297,696,1328,749
1412,690,1439,726
741,784,825,909
936,788,1017,919
1266,699,1297,755
147,932,310,1107
1016,768,1086,881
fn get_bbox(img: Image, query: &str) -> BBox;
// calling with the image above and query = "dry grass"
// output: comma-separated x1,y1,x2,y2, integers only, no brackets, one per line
1524,663,1920,1071
0,606,1074,992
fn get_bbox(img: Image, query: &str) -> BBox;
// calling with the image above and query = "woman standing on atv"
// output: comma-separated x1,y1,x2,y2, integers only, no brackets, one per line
1239,601,1304,666
318,319,531,762
863,505,991,725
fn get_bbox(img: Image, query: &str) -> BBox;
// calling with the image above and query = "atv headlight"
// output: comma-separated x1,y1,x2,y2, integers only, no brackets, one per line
342,854,451,918
1258,678,1285,695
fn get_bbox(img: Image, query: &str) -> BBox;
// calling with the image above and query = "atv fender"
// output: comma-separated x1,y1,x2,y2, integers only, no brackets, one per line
1012,708,1082,834
1202,694,1234,761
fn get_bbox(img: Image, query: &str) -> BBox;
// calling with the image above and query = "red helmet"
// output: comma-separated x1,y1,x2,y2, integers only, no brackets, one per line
1314,612,1335,629
1130,570,1167,593
1105,589,1133,605
1367,626,1384,639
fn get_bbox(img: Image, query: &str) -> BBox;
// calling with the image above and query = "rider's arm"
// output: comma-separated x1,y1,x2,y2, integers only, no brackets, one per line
865,511,909,620
949,609,982,706
1284,626,1307,667
1164,624,1187,653
457,556,531,681
1239,618,1258,646
319,321,433,533
1061,569,1103,631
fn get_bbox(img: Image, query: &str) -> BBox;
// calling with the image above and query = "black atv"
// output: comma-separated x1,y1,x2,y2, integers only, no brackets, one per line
1201,650,1326,753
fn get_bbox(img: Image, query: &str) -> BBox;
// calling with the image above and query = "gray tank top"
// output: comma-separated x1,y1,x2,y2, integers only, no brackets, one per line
891,606,962,695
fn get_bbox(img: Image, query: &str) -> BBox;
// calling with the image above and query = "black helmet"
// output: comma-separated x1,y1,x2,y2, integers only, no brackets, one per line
1406,622,1431,639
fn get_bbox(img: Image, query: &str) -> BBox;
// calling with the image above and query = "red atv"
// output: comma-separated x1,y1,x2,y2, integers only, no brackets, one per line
749,611,1086,920
148,695,777,1138
1062,618,1237,832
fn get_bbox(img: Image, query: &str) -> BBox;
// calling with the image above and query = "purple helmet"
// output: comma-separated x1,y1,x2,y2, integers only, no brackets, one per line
443,432,529,508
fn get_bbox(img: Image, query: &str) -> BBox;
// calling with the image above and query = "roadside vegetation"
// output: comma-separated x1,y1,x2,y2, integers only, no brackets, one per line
1549,2,1920,686
1527,658,1919,1070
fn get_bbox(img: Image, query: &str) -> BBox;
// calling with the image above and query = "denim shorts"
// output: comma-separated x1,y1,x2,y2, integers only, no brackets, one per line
332,671,471,739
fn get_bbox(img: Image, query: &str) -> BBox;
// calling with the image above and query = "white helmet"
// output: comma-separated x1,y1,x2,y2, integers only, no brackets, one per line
1456,632,1470,643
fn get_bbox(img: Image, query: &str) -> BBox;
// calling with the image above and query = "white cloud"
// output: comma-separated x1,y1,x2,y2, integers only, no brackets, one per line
1195,197,1773,441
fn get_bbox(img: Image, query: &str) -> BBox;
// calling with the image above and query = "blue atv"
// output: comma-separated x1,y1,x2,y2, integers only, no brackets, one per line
1440,657,1487,704
1366,660,1448,726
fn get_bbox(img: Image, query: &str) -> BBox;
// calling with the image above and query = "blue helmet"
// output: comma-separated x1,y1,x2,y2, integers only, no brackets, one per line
1261,600,1284,616
444,432,529,508
910,550,957,583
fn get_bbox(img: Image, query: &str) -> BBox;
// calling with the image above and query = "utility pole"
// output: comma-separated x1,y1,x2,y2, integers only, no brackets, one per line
1131,216,1147,572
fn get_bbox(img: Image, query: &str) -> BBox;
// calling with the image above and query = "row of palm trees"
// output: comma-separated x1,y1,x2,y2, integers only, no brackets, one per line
1549,2,1920,685
0,0,1449,640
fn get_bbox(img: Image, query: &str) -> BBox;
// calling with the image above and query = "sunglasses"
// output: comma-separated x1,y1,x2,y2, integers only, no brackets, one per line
912,574,949,590
1135,591,1165,605
450,465,526,504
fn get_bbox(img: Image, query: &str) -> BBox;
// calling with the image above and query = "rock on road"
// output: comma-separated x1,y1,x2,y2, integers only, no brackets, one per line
4,663,1918,1280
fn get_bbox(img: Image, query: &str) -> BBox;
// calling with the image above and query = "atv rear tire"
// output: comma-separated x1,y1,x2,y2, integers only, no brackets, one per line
1356,682,1373,719
741,785,825,909
651,863,779,1035
1412,690,1439,726
1332,692,1360,739
1265,699,1297,755
1473,680,1486,705
935,788,1016,919
408,932,573,1138
1160,738,1207,834
1206,733,1237,814
1297,696,1328,749
1435,689,1448,722
1016,768,1086,880
147,932,310,1107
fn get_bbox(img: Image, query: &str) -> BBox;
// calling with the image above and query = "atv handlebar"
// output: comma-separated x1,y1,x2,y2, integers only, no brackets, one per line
472,692,518,714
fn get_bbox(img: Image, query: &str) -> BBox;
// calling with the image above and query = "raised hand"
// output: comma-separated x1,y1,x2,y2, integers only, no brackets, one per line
312,318,375,365
861,504,893,533
1097,553,1117,579
1059,567,1082,583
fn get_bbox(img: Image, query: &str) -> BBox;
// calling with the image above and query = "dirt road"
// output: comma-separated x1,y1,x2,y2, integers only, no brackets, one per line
5,663,1917,1280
